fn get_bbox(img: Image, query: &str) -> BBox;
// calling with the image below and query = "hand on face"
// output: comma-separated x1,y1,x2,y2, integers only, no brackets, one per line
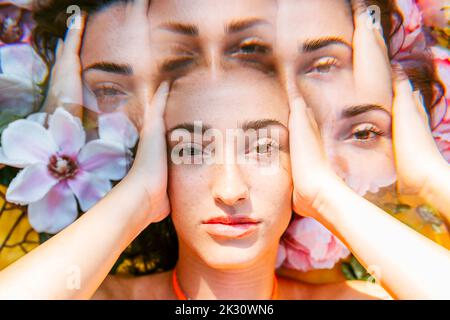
288,91,342,219
351,0,449,197
43,0,170,225
125,82,171,224
392,76,449,196
42,12,87,117
288,0,449,221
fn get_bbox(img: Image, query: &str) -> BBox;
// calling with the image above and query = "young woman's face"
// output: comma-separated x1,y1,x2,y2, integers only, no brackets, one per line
80,2,159,128
149,0,277,80
276,0,396,195
166,69,292,268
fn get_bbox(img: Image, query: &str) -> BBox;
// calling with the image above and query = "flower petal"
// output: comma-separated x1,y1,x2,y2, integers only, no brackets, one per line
276,242,287,269
1,119,57,164
285,244,311,272
98,112,138,149
78,140,130,180
0,147,30,168
6,164,58,205
67,170,112,211
26,112,48,126
28,182,78,234
0,44,47,82
298,218,333,260
49,108,86,156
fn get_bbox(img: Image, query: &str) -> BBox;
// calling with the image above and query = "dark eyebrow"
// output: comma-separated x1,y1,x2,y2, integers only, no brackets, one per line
159,22,199,36
225,18,269,34
302,37,352,53
342,104,390,118
83,62,133,75
241,119,287,131
168,119,286,135
168,122,212,135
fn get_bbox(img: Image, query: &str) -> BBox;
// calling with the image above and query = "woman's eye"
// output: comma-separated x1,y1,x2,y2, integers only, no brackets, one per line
93,85,128,112
307,57,338,75
230,38,272,58
250,138,279,156
94,86,125,98
180,144,203,157
351,124,384,142
161,56,195,73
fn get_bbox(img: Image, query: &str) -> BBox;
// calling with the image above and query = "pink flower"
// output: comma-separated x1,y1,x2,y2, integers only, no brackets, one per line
431,46,450,162
417,0,448,29
0,107,138,233
390,0,426,59
276,217,350,272
0,44,47,117
0,1,34,45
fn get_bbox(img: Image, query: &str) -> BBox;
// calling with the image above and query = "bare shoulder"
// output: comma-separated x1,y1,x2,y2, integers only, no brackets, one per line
91,271,174,300
279,277,392,300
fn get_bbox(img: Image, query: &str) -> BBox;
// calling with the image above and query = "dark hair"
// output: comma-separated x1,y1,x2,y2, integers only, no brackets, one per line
31,0,445,275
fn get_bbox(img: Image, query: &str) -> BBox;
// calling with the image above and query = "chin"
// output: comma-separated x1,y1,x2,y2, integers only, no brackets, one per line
198,243,265,269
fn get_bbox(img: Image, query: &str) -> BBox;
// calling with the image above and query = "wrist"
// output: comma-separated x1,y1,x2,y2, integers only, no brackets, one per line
308,175,357,231
419,161,450,214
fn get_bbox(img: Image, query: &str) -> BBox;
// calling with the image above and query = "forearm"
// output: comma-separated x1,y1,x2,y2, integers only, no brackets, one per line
420,164,450,223
314,179,450,300
0,178,150,299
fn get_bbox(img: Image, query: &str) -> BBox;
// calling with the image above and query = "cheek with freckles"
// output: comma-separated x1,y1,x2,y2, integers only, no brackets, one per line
242,161,292,235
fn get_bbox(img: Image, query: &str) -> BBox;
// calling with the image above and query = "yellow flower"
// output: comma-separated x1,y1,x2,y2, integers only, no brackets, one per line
0,185,39,270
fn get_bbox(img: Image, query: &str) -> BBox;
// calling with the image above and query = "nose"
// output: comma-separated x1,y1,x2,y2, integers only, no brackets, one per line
211,163,249,207
204,43,223,79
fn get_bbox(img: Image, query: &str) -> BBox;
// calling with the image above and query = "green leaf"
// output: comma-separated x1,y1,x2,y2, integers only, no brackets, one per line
38,232,53,244
349,256,368,280
383,202,411,215
416,204,443,226
341,262,356,280
0,167,19,186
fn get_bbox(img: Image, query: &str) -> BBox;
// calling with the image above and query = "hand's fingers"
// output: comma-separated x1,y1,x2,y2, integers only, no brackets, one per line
392,78,442,163
288,93,327,174
63,12,87,54
133,0,150,15
393,78,427,135
55,38,64,60
134,82,170,188
126,0,150,20
352,0,391,95
145,82,170,122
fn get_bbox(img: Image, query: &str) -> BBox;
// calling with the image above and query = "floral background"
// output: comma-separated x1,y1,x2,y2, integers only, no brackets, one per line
0,0,448,282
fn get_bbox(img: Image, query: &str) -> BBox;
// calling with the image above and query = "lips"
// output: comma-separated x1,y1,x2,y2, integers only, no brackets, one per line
202,216,261,239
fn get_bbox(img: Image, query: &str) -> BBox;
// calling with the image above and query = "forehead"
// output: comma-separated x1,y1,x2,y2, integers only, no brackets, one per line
80,3,154,72
165,69,288,130
150,0,277,27
277,0,353,43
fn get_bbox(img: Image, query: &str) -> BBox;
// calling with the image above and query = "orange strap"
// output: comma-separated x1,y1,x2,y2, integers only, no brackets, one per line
172,269,279,300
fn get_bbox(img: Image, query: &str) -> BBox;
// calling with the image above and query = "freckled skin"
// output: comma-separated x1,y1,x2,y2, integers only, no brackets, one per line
276,0,396,196
82,1,391,299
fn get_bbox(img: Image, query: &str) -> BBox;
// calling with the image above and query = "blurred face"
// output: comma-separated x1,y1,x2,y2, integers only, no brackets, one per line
276,0,396,195
166,69,292,268
80,0,278,130
81,2,157,128
149,0,277,80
